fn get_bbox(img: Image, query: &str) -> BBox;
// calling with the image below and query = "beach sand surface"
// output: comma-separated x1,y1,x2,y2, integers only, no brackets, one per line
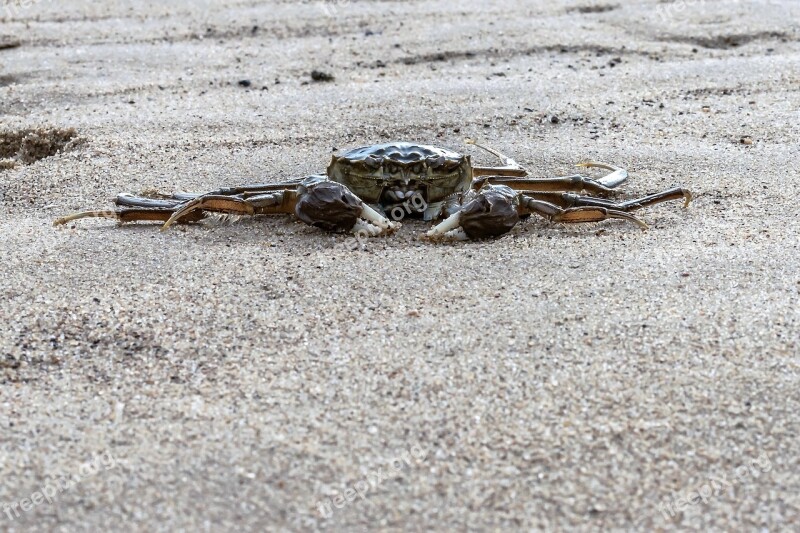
1,0,799,530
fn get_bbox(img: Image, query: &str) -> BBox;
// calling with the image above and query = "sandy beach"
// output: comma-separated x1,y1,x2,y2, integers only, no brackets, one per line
1,0,799,530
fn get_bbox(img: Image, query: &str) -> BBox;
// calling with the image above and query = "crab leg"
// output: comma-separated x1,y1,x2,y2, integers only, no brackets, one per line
173,179,306,198
54,180,305,227
115,193,184,209
53,207,207,226
466,139,529,178
425,184,691,240
519,197,649,229
159,178,398,234
54,190,295,227
473,162,629,195
54,175,398,237
576,162,629,188
519,187,692,211
161,191,294,230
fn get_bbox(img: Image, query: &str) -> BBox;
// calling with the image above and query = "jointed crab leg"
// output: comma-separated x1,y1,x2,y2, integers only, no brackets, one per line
53,207,208,225
518,186,691,229
519,197,649,229
474,162,628,195
467,139,529,178
426,179,692,240
158,186,396,233
54,175,398,236
161,191,293,230
53,180,306,227
575,162,629,188
578,187,692,210
54,191,295,227
518,187,692,211
425,192,643,242
175,179,306,198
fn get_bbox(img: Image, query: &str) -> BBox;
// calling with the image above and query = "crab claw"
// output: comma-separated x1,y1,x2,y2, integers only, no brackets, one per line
425,185,519,241
355,203,400,235
295,177,399,235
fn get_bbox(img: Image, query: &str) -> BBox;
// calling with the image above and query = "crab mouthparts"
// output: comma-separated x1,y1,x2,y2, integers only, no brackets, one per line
383,180,429,202
384,188,418,202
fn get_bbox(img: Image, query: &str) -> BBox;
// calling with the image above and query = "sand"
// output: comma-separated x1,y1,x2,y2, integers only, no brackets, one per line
1,0,799,531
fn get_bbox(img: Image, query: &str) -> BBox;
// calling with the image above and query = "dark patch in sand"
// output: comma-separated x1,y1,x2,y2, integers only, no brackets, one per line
398,43,648,66
0,37,21,50
662,31,789,50
0,127,82,169
568,4,619,14
683,86,745,98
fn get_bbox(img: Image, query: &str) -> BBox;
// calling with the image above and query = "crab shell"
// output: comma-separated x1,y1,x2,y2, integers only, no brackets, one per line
327,142,473,214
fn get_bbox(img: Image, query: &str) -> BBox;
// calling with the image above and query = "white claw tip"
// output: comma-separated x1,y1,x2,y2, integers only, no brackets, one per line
426,211,462,237
359,204,395,230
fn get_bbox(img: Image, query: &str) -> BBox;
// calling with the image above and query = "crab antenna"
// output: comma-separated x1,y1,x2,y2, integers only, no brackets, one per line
465,138,520,168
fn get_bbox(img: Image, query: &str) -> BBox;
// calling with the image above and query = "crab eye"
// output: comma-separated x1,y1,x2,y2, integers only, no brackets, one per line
443,159,460,171
427,155,446,169
364,155,383,169
385,163,399,174
411,163,424,175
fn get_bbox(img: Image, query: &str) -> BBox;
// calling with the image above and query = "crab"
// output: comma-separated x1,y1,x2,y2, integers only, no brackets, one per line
54,140,691,240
